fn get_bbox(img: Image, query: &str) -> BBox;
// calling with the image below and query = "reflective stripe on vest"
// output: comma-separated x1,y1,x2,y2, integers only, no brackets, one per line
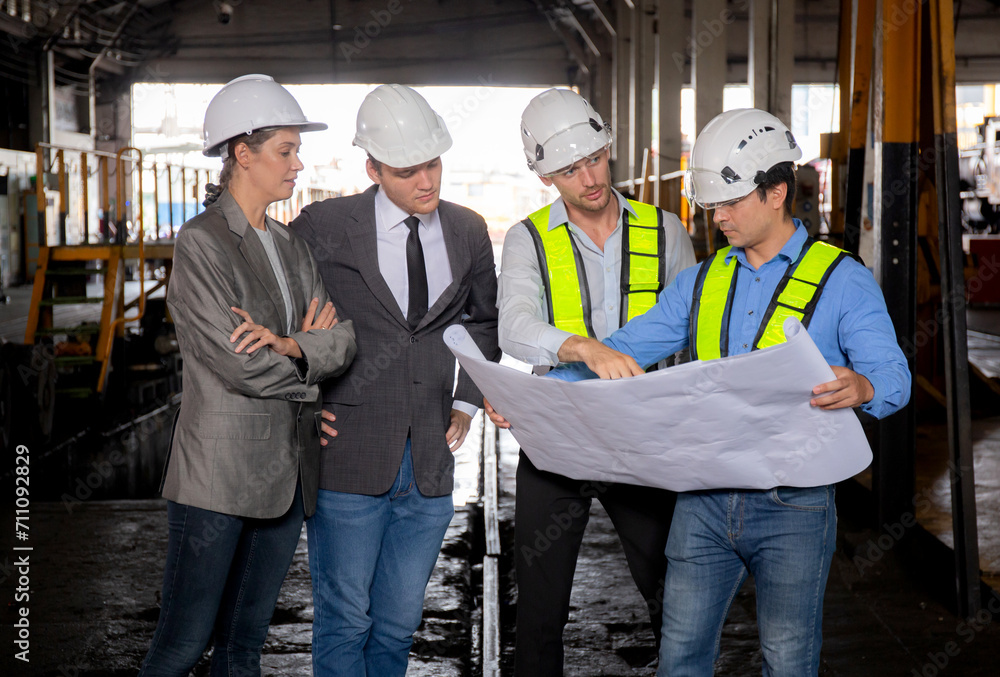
689,238,848,361
621,200,665,323
523,199,665,338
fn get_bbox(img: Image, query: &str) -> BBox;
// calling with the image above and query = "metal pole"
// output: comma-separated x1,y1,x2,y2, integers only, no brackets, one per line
180,166,186,225
35,144,47,247
873,0,918,530
481,418,501,676
929,0,981,618
167,164,174,238
152,161,159,240
57,149,67,245
81,152,90,242
100,156,110,242
844,0,877,256
830,0,854,242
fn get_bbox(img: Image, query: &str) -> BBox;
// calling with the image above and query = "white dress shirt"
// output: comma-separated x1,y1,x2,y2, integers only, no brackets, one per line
497,189,697,366
374,186,478,418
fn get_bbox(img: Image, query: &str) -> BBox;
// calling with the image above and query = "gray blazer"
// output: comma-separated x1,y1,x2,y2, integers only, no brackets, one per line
162,190,357,519
291,186,500,497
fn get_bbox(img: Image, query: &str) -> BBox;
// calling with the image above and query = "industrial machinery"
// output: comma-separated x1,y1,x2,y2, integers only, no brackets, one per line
960,117,1000,233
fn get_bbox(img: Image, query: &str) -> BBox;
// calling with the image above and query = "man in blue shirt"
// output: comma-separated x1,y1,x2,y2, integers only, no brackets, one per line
535,109,911,675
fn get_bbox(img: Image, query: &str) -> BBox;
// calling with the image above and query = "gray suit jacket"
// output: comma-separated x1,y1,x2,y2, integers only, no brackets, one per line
163,190,357,518
291,185,500,497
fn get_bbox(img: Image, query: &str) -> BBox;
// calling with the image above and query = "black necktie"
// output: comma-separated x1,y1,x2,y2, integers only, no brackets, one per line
405,215,428,328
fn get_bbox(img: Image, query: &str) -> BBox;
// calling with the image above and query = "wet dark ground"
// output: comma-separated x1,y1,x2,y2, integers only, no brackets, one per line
494,429,1000,677
1,429,999,676
0,499,474,677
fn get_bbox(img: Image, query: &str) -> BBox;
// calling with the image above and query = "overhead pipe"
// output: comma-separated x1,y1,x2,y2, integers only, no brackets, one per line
88,0,141,145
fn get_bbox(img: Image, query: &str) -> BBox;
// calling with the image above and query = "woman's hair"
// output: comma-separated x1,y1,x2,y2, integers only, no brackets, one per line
204,127,282,206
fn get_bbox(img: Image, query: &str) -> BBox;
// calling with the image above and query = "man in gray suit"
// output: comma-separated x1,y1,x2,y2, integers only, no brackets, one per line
290,84,500,677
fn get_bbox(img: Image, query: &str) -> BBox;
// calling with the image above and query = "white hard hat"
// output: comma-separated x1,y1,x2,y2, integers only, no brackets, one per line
521,88,612,176
684,108,802,209
353,84,452,168
203,74,327,157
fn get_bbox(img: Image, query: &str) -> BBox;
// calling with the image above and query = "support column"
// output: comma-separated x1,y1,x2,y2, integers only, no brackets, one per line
656,0,684,208
95,87,133,242
633,1,655,184
928,0,981,619
594,50,615,143
829,0,854,241
872,0,918,536
614,0,633,183
692,0,727,252
844,0,877,256
692,0,726,136
772,0,794,124
28,51,54,149
749,0,770,111
749,0,794,124
95,87,132,156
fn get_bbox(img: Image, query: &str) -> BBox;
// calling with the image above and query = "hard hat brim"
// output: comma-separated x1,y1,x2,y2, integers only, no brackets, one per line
684,168,758,209
203,121,328,157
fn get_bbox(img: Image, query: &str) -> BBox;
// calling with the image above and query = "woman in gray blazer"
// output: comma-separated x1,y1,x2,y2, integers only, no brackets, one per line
138,75,356,677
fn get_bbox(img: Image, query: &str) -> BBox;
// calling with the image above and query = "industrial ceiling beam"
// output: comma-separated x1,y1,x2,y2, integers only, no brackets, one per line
586,0,616,37
533,0,613,62
545,15,593,76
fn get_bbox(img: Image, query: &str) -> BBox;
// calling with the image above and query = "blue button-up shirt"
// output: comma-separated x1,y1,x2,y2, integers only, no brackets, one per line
551,221,911,420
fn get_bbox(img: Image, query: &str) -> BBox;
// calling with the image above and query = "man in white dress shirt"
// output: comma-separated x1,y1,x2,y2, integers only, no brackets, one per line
487,88,696,676
291,84,500,677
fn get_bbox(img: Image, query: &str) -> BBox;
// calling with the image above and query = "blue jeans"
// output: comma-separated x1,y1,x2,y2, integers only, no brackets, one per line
307,441,454,677
657,486,836,677
138,485,305,677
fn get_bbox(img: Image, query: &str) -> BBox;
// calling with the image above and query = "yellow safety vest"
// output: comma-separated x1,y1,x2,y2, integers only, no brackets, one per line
523,200,665,338
690,238,849,361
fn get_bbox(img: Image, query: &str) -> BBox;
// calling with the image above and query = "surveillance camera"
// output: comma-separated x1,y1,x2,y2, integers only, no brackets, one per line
217,1,233,24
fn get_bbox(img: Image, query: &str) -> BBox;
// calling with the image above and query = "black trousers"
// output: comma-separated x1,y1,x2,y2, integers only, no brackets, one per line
513,451,676,676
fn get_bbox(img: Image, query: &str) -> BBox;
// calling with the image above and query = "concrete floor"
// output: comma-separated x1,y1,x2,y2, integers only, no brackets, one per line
916,415,1000,593
0,499,476,677
493,428,1000,677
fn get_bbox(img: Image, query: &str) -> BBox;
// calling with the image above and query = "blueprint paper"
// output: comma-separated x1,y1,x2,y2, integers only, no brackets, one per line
445,318,872,491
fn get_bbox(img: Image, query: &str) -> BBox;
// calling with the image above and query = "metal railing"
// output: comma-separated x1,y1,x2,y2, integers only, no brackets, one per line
33,142,212,248
480,416,501,675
